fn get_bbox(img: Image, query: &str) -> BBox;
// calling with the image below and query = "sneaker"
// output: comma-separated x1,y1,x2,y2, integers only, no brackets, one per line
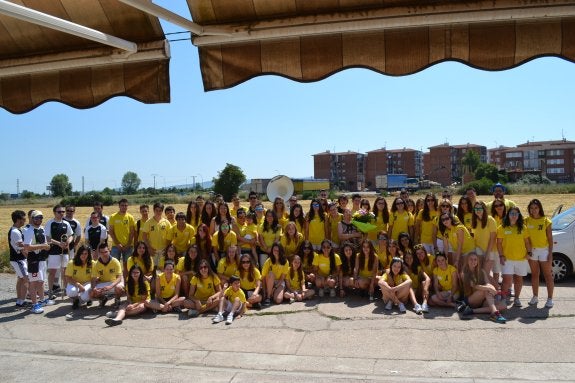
318,288,324,298
513,298,522,307
490,312,506,324
187,309,199,318
113,298,121,309
31,303,44,314
15,301,30,308
329,288,336,298
48,291,57,300
99,297,109,308
369,294,374,302
86,300,93,307
421,303,430,313
528,296,538,306
384,300,393,310
72,298,80,310
289,297,295,304
263,297,272,306
398,303,406,313
414,303,422,315
456,302,467,313
462,306,474,316
52,285,61,294
105,318,122,326
226,313,234,325
172,306,182,313
545,298,554,308
105,311,117,318
41,299,55,306
212,312,224,323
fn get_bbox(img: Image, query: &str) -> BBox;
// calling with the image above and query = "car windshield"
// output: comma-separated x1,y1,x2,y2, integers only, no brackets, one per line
552,207,575,231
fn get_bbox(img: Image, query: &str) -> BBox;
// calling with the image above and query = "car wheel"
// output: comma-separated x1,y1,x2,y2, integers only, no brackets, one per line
552,254,572,283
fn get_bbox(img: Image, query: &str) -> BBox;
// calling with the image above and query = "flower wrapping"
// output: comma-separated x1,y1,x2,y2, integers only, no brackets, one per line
351,209,378,233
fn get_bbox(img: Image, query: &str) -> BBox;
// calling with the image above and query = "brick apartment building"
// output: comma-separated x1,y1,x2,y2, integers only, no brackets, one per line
424,143,487,186
365,148,422,190
313,151,365,191
488,139,575,183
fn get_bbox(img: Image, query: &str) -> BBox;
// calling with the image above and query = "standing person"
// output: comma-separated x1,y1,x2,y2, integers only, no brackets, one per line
472,201,500,291
305,199,327,251
105,265,150,327
354,239,378,300
388,197,414,241
134,204,149,247
63,205,82,263
497,207,530,307
45,205,74,298
288,195,298,213
399,189,410,203
235,210,259,267
65,244,94,309
338,208,362,250
368,197,390,244
350,194,362,214
195,195,206,213
258,210,282,267
490,198,507,227
164,206,176,226
280,221,303,261
194,223,214,269
272,197,289,229
432,199,456,254
289,203,306,235
212,275,246,325
210,202,234,235
23,210,54,313
487,183,516,211
525,199,554,308
91,243,124,309
261,243,289,305
456,196,474,233
142,202,171,267
313,239,342,298
168,212,196,256
230,194,246,219
378,257,411,313
247,191,259,214
108,198,136,277
185,201,201,231
459,253,507,323
85,211,108,251
415,193,438,254
439,212,475,270
200,200,217,228
326,202,343,247
465,187,478,207
9,210,28,307
85,201,109,228
337,194,349,214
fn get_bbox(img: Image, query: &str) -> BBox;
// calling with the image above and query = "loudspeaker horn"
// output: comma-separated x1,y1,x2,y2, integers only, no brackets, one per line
266,175,294,203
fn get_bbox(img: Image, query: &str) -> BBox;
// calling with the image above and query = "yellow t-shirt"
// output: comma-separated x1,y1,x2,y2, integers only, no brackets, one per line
108,212,136,246
433,264,457,291
280,233,303,257
240,268,262,291
461,212,473,233
176,256,196,275
126,255,155,276
381,272,409,286
368,214,389,242
217,258,239,279
416,210,438,244
389,211,414,240
211,231,237,253
277,211,290,229
239,222,258,250
191,274,221,300
377,251,391,270
497,225,529,261
473,216,497,253
261,257,289,278
157,272,180,299
286,269,304,291
168,223,196,254
357,254,376,278
230,205,248,219
446,224,475,254
142,217,171,251
406,266,422,289
306,216,326,246
418,253,435,277
129,280,150,303
92,257,122,283
224,286,247,304
525,216,552,249
65,260,95,284
312,253,342,277
258,226,282,248
327,213,343,243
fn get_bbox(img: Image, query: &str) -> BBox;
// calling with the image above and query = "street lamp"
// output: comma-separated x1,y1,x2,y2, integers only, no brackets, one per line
151,173,158,190
197,173,203,189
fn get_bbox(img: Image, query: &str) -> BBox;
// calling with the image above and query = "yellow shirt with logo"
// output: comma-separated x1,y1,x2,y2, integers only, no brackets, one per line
497,225,529,261
191,274,221,301
157,272,180,299
224,285,247,304
525,216,552,249
312,253,342,277
168,223,196,253
389,211,414,240
433,264,457,291
261,257,289,278
65,260,95,284
130,280,150,303
217,258,239,279
126,255,155,276
280,233,303,258
258,226,282,248
142,217,171,251
239,222,258,250
109,212,136,246
240,268,262,291
473,216,497,253
92,257,122,283
287,269,304,291
446,224,475,254
211,231,237,253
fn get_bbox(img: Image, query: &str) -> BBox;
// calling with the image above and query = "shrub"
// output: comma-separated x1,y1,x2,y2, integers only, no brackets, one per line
60,193,114,207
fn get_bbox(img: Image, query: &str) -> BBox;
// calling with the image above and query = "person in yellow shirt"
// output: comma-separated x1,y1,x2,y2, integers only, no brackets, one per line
305,199,327,250
238,254,262,309
235,210,259,268
105,265,149,326
127,241,155,283
289,203,306,236
298,240,316,286
168,212,196,256
353,240,378,300
326,203,343,247
415,193,439,254
414,244,435,281
258,210,282,267
177,244,201,297
497,207,530,307
312,239,342,298
134,204,149,248
142,202,171,266
108,198,136,273
378,257,412,313
212,275,246,325
65,244,95,309
471,201,500,291
368,197,390,243
339,242,356,298
374,231,390,271
183,259,222,317
261,243,289,305
439,213,475,270
429,252,459,308
185,201,201,232
280,221,303,262
272,197,290,229
157,244,180,273
90,243,124,309
229,194,247,220
456,196,474,233
388,198,414,241
217,245,240,287
404,248,431,314
284,255,315,302
525,199,554,308
212,221,238,267
147,260,184,313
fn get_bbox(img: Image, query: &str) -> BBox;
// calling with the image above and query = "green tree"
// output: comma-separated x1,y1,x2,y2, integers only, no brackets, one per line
213,163,246,201
21,190,35,199
474,163,500,183
121,171,141,194
50,174,72,197
462,150,481,174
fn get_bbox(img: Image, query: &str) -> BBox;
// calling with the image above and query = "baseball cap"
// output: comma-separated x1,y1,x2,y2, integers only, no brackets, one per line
229,275,240,284
31,210,44,219
491,182,506,193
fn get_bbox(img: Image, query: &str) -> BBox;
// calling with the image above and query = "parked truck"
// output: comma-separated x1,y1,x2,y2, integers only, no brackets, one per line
375,174,408,191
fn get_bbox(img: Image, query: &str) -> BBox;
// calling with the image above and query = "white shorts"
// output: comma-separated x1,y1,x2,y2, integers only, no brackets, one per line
10,260,28,278
224,300,244,314
422,243,434,255
530,247,550,262
66,282,92,302
502,259,529,276
47,253,69,269
476,248,501,274
28,262,46,283
95,281,125,290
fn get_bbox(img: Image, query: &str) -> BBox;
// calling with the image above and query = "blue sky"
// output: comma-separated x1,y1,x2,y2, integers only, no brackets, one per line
1,1,574,194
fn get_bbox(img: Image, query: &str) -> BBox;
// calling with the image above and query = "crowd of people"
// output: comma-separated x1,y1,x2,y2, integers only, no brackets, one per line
7,183,555,326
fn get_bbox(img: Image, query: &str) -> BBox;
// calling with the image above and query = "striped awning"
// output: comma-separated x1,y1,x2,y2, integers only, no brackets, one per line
0,0,170,114
189,0,575,91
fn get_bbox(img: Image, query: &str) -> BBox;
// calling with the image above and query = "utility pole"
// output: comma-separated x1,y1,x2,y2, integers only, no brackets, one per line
16,178,19,196
151,174,158,190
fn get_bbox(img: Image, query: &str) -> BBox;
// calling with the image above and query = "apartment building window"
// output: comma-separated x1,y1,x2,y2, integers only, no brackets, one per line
505,152,522,158
547,168,564,174
547,159,564,165
547,149,564,156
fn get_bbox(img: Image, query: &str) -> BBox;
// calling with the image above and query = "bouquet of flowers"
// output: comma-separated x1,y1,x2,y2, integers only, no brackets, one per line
351,209,378,233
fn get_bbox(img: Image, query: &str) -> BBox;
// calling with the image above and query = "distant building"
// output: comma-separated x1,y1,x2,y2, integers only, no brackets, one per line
365,148,422,190
313,150,365,191
425,143,487,186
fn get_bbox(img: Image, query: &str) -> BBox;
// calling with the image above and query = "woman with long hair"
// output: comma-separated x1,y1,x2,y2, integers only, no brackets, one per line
432,198,455,254
354,239,378,300
497,207,530,307
339,242,356,297
438,212,475,270
456,196,474,233
284,255,315,302
472,200,500,291
105,265,149,326
272,197,290,229
158,244,180,273
177,244,201,297
368,197,390,244
403,250,430,314
194,223,214,270
185,201,201,231
212,220,238,269
210,202,234,235
298,240,316,286
313,239,342,298
258,210,282,267
200,200,217,228
414,244,435,281
289,203,306,235
429,252,459,308
490,198,507,227
397,232,414,259
238,253,263,309
183,259,222,317
326,202,343,247
216,245,240,287
280,221,304,262
459,253,507,323
305,198,327,251
388,197,414,241
375,231,390,270
378,257,412,313
525,199,554,308
415,193,438,255
148,260,185,313
126,241,154,282
261,243,289,305
65,244,94,309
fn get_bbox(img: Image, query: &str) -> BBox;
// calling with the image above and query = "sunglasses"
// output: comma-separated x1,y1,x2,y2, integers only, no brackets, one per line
199,266,208,270
441,217,451,222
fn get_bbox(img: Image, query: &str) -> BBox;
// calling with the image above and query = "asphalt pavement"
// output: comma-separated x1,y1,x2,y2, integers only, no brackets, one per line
0,273,574,383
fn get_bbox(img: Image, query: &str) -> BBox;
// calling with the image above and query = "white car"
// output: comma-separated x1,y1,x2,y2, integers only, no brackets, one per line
551,206,575,282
